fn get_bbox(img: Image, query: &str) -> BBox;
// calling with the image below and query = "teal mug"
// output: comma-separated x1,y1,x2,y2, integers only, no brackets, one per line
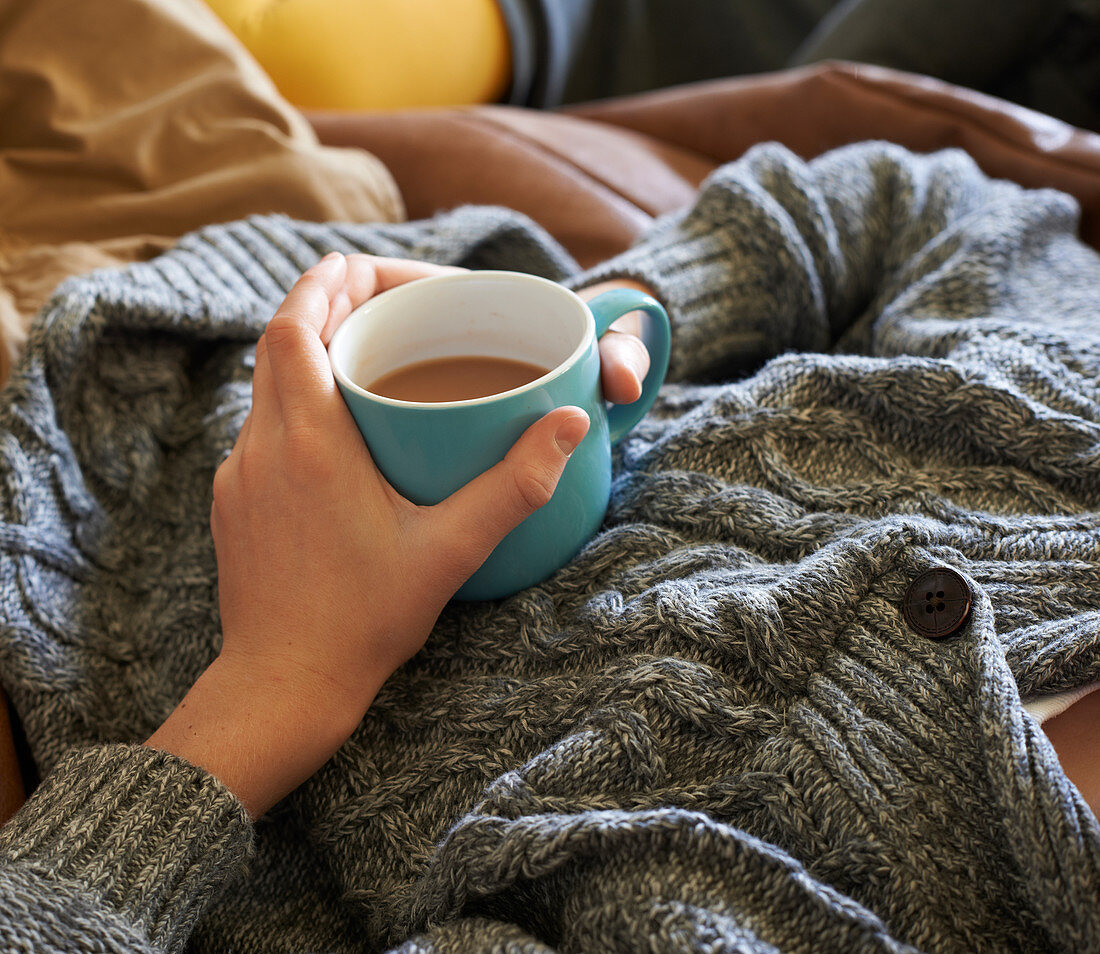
328,270,670,600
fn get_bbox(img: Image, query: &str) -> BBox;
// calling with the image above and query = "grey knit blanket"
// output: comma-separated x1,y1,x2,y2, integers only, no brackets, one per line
1,142,1099,953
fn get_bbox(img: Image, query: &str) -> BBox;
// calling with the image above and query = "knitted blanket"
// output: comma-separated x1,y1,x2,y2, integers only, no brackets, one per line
1,142,1099,953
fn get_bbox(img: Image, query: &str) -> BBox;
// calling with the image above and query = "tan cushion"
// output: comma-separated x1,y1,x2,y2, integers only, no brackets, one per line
0,0,403,384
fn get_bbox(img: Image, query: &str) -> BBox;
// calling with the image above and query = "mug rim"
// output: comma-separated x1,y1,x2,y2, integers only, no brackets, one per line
328,270,596,409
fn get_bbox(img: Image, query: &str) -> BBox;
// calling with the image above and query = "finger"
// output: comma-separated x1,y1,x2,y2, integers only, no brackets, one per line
609,311,643,338
432,407,590,567
599,329,651,405
234,410,254,453
210,449,236,540
316,253,376,345
366,256,465,291
273,252,348,338
266,252,466,424
248,333,282,429
318,255,465,344
264,254,349,423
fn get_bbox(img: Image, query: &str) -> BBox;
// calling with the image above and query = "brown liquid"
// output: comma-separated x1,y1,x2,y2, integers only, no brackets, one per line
365,354,551,402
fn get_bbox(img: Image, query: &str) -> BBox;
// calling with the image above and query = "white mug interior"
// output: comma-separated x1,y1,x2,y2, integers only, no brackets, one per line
329,270,594,407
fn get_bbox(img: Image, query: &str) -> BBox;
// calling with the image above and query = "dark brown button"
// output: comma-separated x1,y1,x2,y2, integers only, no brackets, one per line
903,567,972,640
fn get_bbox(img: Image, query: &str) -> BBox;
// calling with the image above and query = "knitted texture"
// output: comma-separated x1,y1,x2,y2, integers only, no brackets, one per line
1,142,1099,953
0,745,250,953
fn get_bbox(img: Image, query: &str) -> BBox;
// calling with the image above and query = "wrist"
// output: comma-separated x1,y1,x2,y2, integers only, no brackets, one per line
145,653,379,818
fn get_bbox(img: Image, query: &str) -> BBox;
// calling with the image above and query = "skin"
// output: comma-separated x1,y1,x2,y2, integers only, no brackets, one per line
145,256,651,818
1041,689,1100,813
146,254,1097,823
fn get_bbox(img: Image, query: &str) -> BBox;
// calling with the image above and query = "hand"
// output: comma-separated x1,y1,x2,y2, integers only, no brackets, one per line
212,255,650,690
146,253,654,817
577,277,654,403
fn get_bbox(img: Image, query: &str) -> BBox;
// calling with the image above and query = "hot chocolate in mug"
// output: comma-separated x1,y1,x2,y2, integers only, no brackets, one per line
328,270,671,600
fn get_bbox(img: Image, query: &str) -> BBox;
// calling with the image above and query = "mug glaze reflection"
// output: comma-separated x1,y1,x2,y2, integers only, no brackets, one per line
328,270,670,600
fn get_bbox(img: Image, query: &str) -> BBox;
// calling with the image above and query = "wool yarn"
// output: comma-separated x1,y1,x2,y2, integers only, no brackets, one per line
0,142,1098,953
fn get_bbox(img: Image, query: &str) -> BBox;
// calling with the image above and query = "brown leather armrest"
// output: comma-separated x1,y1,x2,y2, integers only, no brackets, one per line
310,61,1100,262
307,108,709,268
568,61,1100,250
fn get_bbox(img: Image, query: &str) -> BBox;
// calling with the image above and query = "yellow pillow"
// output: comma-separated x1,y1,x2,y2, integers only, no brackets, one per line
204,0,512,110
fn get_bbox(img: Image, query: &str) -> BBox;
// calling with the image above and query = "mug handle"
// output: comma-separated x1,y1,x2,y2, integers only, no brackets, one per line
588,289,671,444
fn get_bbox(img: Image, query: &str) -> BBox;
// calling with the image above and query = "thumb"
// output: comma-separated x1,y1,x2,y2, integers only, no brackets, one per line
433,406,590,568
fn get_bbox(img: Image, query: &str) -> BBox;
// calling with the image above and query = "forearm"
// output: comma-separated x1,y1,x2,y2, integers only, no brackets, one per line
145,654,383,820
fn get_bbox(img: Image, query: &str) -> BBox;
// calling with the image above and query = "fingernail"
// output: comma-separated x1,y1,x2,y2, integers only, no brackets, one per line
555,413,589,457
313,251,344,275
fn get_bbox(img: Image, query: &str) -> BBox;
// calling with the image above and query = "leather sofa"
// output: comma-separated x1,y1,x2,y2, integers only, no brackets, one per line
309,60,1100,265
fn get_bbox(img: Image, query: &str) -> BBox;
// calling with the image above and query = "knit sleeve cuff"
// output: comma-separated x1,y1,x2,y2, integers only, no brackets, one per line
564,211,733,383
565,150,833,384
0,743,253,953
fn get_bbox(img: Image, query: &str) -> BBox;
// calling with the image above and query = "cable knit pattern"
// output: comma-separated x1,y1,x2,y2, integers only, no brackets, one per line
0,142,1099,952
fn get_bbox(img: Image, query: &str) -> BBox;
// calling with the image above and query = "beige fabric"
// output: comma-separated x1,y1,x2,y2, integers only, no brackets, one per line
0,0,403,386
